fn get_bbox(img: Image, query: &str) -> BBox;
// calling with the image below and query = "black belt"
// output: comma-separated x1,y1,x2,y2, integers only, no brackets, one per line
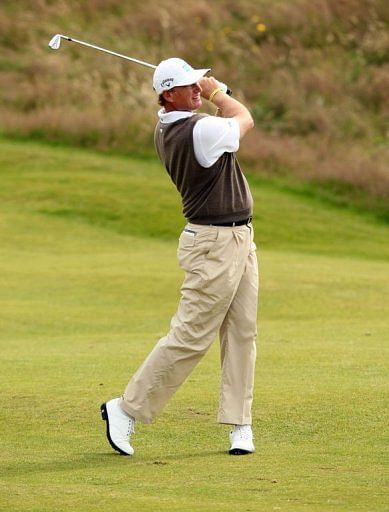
211,217,252,227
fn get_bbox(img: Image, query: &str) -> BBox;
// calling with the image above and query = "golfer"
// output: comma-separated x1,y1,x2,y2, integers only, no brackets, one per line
101,58,258,455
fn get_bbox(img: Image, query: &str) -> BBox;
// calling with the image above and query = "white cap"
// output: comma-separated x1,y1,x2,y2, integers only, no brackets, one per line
153,58,210,94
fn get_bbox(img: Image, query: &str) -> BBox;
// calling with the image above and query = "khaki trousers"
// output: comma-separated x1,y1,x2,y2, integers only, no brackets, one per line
121,223,258,425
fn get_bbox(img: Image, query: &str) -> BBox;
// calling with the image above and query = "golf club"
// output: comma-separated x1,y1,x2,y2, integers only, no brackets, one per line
48,34,232,95
49,34,156,69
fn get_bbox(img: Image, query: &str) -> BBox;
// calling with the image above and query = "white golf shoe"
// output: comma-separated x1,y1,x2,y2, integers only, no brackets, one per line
100,398,135,455
229,424,255,455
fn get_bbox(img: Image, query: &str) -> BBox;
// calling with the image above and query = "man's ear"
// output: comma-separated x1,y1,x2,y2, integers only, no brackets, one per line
162,90,175,104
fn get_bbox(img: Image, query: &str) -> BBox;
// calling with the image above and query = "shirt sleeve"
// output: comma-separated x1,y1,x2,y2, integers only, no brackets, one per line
193,116,240,168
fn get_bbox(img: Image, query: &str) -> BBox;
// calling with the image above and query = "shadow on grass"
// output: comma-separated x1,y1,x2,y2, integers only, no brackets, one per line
3,450,227,477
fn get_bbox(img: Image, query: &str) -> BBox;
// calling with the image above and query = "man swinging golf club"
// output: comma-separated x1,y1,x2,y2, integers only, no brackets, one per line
101,57,258,455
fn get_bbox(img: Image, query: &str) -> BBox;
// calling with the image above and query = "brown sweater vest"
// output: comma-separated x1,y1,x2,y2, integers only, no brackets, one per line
154,113,253,225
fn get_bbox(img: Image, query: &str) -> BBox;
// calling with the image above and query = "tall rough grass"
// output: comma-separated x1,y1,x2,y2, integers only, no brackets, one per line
0,0,388,217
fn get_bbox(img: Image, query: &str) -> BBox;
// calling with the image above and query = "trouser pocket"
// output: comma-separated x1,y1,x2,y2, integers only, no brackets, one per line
177,226,218,275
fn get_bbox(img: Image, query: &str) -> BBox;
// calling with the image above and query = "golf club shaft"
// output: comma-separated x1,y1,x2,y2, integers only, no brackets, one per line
50,34,232,95
59,35,157,69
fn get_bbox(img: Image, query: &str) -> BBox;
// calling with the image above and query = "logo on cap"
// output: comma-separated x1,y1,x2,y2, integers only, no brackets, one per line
161,78,174,89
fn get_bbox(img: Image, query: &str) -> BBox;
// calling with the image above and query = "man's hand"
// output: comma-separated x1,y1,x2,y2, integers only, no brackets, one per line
198,76,254,140
199,76,222,100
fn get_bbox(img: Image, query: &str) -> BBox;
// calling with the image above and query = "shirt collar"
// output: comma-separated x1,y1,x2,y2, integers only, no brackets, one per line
158,109,194,124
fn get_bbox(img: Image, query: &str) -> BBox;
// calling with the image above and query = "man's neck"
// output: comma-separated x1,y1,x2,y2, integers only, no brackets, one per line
164,105,193,113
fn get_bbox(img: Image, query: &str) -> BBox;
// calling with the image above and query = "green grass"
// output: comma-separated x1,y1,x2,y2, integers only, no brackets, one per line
0,139,388,511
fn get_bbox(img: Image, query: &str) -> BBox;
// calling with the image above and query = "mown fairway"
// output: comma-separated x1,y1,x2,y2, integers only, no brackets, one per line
0,139,388,511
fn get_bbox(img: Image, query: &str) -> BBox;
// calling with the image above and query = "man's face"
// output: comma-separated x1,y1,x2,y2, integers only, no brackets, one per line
164,82,202,112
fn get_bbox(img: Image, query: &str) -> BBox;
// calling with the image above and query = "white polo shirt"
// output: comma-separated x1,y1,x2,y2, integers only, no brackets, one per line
157,110,240,168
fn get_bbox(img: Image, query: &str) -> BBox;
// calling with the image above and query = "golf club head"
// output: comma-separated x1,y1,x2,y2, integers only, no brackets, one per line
48,34,61,50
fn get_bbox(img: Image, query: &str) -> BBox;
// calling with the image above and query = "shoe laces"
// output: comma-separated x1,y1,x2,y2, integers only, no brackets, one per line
233,424,252,440
127,417,135,436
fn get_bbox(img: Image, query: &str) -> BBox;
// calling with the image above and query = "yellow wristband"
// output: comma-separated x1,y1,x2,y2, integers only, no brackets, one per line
209,87,223,103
